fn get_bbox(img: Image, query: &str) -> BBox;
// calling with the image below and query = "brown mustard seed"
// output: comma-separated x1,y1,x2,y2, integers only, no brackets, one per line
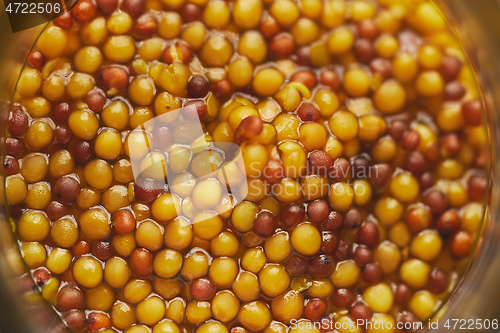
191,278,217,300
134,179,162,204
331,288,355,308
46,201,69,221
270,33,295,59
462,99,482,126
112,210,136,234
121,0,145,18
309,254,335,278
321,231,338,254
129,248,153,277
291,71,316,90
27,51,45,68
321,210,343,231
284,254,309,277
358,221,379,247
305,299,326,321
308,150,333,175
187,75,210,98
281,203,305,228
101,67,129,94
297,103,320,122
85,91,107,113
307,199,330,223
54,176,81,203
423,190,448,215
319,70,340,91
253,211,276,237
435,209,460,238
353,245,372,267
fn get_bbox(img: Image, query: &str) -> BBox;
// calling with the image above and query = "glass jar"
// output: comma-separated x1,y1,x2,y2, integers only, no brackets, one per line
0,1,499,332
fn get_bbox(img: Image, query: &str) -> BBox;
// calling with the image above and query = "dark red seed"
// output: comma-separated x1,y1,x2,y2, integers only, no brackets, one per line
112,210,136,234
443,81,466,101
9,204,24,219
395,284,412,306
270,33,295,59
71,0,96,22
46,201,69,221
319,70,340,91
130,248,153,277
475,150,487,169
406,206,432,233
329,158,351,181
191,278,217,300
87,312,112,332
401,130,421,151
260,16,281,39
73,240,91,257
253,211,276,237
358,221,379,247
419,172,434,191
357,19,378,40
134,179,162,204
441,133,460,157
351,156,370,179
183,100,208,120
370,58,392,80
6,138,25,159
462,99,482,126
96,0,118,13
234,115,264,145
425,142,439,163
73,140,94,164
153,126,173,150
321,211,343,231
334,239,352,261
352,245,372,267
57,286,85,311
27,51,45,68
291,71,316,90
450,231,472,259
361,263,382,285
63,310,86,332
54,177,81,203
211,79,233,99
135,14,157,37
180,3,201,22
121,0,145,18
91,241,112,261
435,210,460,238
387,120,407,140
284,254,309,276
468,175,487,201
307,200,330,223
440,55,462,82
33,267,51,287
262,159,283,184
351,303,371,323
85,91,106,113
428,268,449,294
54,12,74,29
398,312,419,332
423,190,448,215
8,109,29,137
101,67,129,93
281,204,305,228
305,299,326,321
4,156,19,176
343,208,361,229
354,39,376,63
308,150,333,175
404,151,426,175
321,231,337,254
309,254,335,278
331,288,354,308
297,103,320,122
55,124,72,144
187,75,210,98
296,46,312,66
369,163,393,188
53,102,70,122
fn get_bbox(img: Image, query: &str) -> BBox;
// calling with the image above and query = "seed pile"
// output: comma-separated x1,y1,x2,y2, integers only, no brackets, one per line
5,0,488,332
